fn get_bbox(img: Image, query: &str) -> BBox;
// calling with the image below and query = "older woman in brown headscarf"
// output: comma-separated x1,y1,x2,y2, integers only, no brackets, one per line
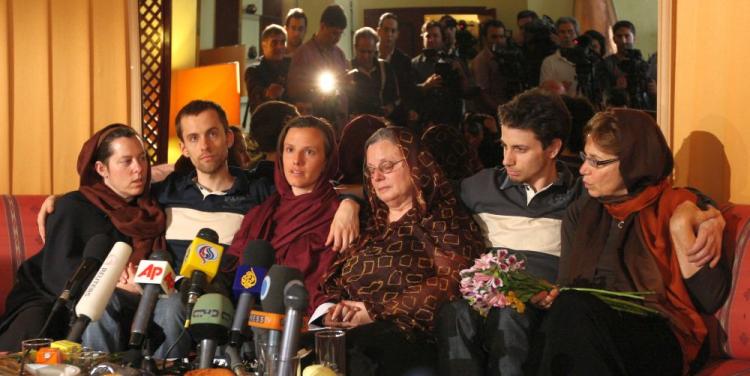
529,109,730,375
0,124,165,351
316,127,485,375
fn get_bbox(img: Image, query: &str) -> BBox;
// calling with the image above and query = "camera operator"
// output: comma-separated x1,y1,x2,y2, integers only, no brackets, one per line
412,20,468,128
522,16,558,88
345,27,399,118
539,16,580,96
377,12,418,126
471,20,515,114
513,10,539,47
245,25,290,112
598,20,653,109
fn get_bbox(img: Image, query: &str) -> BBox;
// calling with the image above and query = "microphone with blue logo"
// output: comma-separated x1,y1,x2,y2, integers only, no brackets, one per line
229,240,275,347
179,228,224,326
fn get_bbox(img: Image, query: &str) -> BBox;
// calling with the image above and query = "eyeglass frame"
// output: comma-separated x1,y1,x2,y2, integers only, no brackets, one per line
579,151,619,168
365,159,406,176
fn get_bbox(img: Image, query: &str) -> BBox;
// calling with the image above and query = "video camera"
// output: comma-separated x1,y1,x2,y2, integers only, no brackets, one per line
616,48,651,109
423,48,461,90
490,41,528,97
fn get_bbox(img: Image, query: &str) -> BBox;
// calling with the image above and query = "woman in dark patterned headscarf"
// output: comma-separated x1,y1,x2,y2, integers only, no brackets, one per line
317,127,484,375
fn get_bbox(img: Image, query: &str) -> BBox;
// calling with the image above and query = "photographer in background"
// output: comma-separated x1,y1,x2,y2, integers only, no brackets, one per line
245,25,290,112
539,16,580,96
346,27,399,118
412,20,468,129
471,20,513,114
598,20,653,109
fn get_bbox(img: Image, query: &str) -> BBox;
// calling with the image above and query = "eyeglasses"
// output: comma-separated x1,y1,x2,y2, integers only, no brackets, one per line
365,159,406,176
579,151,619,168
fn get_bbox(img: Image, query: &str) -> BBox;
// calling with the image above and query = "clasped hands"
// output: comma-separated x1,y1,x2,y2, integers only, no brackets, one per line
322,300,373,329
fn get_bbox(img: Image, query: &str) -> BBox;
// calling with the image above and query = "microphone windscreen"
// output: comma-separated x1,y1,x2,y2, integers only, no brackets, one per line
197,228,219,244
75,241,132,321
82,233,115,262
283,280,309,312
242,240,275,268
261,265,303,314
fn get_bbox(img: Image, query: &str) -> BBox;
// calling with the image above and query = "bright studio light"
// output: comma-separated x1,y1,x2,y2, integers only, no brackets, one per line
317,71,337,95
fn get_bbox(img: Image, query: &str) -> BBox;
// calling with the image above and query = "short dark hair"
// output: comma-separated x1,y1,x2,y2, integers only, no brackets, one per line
175,100,230,141
285,8,307,27
378,12,398,28
612,20,636,36
251,101,300,153
96,125,140,164
555,16,579,34
517,10,538,21
261,24,287,41
481,19,506,39
583,29,607,57
277,115,336,160
498,88,571,153
439,15,457,29
354,27,379,46
320,5,347,29
421,20,442,36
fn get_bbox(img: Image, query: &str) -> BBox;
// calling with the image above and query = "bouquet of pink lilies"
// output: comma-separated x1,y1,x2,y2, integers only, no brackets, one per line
459,249,660,317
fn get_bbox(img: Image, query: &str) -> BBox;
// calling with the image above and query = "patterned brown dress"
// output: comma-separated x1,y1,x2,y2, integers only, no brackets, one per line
321,127,485,337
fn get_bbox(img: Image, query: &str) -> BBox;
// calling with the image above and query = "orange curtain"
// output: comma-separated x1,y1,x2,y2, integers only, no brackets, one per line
574,0,618,55
0,0,133,194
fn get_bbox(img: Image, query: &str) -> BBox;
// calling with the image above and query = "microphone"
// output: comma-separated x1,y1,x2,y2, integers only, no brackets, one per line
67,242,132,342
278,280,309,376
39,234,115,337
128,250,177,348
260,265,303,372
179,228,224,325
229,240,275,346
187,293,235,369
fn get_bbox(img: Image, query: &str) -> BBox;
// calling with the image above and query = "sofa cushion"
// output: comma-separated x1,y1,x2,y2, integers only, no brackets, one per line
713,204,750,360
0,195,46,315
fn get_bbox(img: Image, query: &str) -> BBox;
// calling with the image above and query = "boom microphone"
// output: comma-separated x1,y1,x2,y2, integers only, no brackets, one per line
67,241,132,342
179,228,224,325
278,280,309,376
229,240,275,346
128,250,177,347
188,293,235,369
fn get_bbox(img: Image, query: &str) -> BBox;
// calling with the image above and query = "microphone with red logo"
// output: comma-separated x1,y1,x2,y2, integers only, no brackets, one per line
128,249,177,348
229,240,275,347
179,228,224,326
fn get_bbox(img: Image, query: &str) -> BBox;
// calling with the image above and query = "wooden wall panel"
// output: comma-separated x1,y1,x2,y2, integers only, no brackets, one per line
50,0,91,193
0,0,9,193
91,0,129,131
10,0,51,194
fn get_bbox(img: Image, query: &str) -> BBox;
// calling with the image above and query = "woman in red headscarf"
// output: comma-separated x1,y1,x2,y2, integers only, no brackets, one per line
0,124,165,351
228,116,342,311
530,109,730,375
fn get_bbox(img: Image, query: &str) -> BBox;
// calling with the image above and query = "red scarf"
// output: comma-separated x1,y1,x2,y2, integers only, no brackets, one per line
605,180,706,370
228,124,340,310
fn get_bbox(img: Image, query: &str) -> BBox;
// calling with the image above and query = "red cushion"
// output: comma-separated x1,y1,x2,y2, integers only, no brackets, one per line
712,204,750,360
697,358,750,375
0,195,46,315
